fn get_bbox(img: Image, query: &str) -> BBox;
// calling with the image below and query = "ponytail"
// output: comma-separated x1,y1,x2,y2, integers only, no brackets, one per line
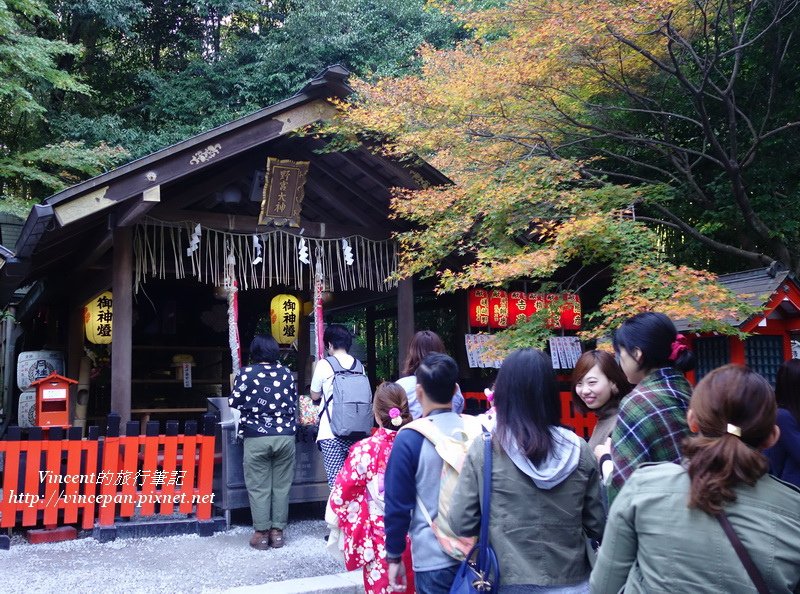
682,365,776,515
683,434,768,514
374,382,413,431
614,312,696,372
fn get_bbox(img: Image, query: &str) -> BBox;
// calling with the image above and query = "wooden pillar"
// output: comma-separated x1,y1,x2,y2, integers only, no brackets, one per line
298,300,311,392
397,277,414,375
366,306,376,386
455,290,471,377
67,304,84,423
111,226,133,427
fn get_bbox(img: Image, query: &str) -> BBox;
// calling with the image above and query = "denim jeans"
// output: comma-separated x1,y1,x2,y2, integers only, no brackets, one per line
415,564,459,594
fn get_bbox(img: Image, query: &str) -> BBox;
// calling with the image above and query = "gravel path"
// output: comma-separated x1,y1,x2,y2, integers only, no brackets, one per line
2,518,343,593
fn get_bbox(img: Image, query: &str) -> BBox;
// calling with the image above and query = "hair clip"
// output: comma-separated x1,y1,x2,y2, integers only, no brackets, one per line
389,407,402,427
484,388,494,403
669,333,689,362
726,423,742,438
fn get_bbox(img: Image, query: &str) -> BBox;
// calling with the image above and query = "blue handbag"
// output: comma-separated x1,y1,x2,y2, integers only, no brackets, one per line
450,433,500,594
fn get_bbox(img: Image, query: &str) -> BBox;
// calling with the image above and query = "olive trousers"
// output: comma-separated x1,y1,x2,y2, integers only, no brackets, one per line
243,435,296,531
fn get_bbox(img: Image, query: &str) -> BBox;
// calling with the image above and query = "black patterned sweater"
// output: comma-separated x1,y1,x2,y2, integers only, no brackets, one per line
228,362,297,438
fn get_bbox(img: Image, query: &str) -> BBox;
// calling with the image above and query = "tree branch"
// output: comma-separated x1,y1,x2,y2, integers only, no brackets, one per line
648,203,775,266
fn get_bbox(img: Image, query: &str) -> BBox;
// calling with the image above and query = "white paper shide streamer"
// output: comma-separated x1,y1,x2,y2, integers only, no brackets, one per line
134,218,398,293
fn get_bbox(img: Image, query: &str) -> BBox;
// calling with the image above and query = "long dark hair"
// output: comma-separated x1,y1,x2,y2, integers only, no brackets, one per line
683,365,776,514
570,350,633,414
775,359,800,423
402,330,447,376
494,349,560,465
613,311,695,373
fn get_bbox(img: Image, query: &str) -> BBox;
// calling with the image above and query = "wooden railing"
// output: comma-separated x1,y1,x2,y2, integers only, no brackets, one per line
0,414,216,531
463,390,598,440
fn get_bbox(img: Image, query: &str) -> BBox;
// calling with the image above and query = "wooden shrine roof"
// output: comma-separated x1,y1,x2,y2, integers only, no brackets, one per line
0,65,450,310
674,267,800,331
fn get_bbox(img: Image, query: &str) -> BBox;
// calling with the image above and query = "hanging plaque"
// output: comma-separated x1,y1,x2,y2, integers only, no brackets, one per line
258,158,309,227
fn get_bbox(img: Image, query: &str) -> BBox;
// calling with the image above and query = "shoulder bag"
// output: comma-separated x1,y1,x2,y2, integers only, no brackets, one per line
450,432,500,594
716,511,769,594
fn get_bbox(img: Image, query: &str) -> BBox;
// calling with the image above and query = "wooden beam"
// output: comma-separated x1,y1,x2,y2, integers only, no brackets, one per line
295,150,390,221
51,100,339,225
397,277,414,374
154,210,391,240
111,226,133,427
305,175,375,227
71,268,113,307
117,196,158,227
158,162,257,212
76,231,113,273
302,137,404,189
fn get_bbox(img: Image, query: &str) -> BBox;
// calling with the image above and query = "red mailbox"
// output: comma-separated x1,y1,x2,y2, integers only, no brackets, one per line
30,372,77,428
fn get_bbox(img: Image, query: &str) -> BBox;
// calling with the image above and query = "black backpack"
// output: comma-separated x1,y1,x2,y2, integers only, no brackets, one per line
320,356,374,439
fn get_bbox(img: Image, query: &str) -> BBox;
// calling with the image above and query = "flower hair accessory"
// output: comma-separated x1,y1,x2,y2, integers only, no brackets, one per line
726,423,742,438
389,407,403,427
669,333,689,362
484,388,494,403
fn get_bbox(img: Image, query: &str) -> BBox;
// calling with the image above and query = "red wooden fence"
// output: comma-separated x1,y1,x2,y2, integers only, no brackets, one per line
463,390,598,439
0,415,216,531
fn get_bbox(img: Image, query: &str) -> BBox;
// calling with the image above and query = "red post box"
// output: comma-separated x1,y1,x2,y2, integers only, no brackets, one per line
30,372,77,428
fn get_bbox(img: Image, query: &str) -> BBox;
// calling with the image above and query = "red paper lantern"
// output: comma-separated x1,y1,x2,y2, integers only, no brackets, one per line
468,289,490,327
489,290,509,328
508,291,531,326
544,293,562,328
559,292,582,330
468,289,581,329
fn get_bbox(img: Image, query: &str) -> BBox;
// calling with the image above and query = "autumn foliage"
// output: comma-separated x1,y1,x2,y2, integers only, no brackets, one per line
326,0,783,342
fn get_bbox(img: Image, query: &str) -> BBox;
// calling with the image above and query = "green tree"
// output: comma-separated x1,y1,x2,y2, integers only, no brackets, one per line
325,0,786,340
42,0,464,161
0,0,127,215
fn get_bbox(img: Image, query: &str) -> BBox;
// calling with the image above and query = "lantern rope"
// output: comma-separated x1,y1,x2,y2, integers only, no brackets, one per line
133,217,398,293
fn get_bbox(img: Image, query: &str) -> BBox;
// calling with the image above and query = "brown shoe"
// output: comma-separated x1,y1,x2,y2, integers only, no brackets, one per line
269,528,285,548
249,530,270,550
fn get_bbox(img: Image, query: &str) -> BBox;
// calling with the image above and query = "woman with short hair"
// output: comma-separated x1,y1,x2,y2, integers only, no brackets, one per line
591,364,800,593
229,334,297,550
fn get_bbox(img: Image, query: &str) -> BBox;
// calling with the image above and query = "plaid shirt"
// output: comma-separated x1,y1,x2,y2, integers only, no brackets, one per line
608,367,692,505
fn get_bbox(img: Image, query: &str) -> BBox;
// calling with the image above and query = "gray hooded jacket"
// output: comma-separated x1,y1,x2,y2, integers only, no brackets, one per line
450,428,606,587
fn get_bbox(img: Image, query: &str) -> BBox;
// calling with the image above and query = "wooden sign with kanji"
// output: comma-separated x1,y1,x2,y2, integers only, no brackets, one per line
258,158,310,227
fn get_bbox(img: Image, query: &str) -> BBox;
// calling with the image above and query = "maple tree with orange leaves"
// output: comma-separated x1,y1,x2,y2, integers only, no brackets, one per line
326,0,800,343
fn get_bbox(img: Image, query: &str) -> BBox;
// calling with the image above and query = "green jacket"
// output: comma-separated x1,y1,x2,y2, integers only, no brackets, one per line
591,462,800,593
450,435,605,587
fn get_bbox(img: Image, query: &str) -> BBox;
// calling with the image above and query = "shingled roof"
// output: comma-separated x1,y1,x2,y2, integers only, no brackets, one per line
674,267,798,331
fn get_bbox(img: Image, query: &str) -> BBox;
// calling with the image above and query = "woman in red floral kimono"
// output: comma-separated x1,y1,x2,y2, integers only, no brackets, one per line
329,382,415,593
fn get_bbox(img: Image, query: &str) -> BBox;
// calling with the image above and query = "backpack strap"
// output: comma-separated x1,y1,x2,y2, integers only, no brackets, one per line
326,355,345,373
416,494,435,528
318,356,366,423
403,418,445,447
326,355,364,375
